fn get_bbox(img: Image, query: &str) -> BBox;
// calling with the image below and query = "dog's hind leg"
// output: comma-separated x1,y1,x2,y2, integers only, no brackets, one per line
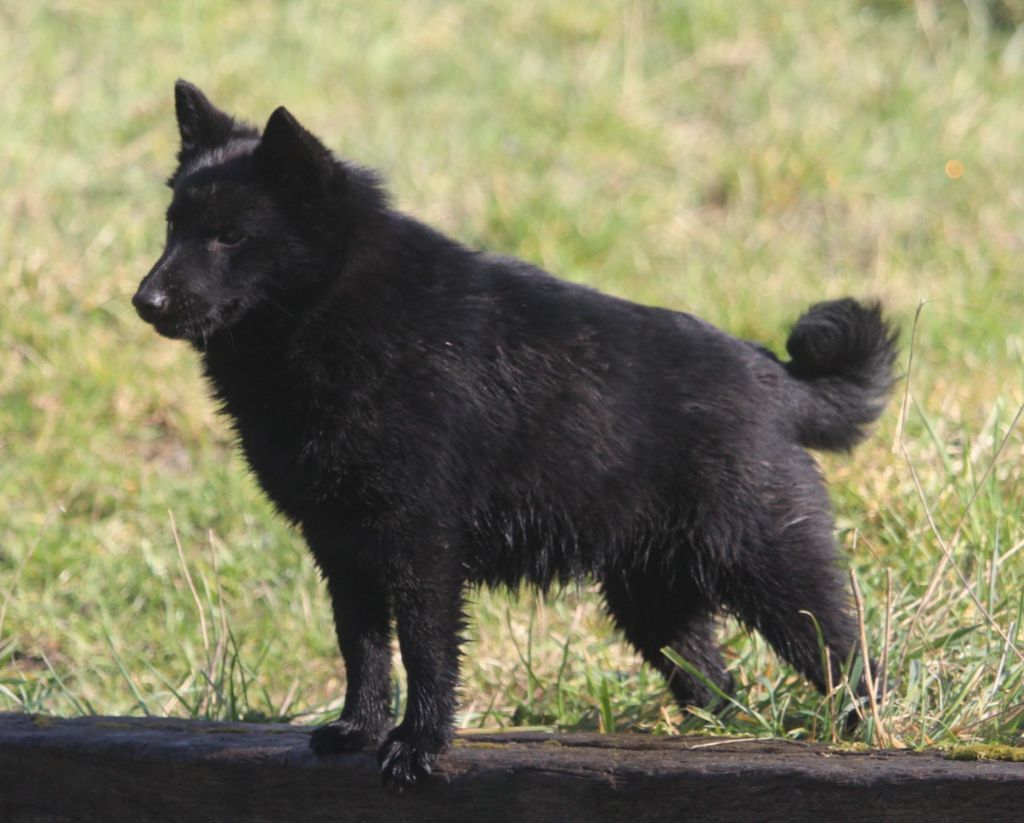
721,467,870,702
662,613,736,706
601,572,734,709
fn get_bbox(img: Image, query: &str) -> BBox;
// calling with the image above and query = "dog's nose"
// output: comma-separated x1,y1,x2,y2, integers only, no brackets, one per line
132,287,170,322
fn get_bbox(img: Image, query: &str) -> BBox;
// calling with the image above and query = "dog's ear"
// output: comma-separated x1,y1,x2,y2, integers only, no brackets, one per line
174,80,237,161
255,106,334,192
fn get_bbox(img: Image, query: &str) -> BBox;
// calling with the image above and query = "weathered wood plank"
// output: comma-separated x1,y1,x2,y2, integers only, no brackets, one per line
0,714,1021,822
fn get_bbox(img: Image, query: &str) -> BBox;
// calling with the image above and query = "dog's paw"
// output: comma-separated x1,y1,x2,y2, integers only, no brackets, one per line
310,719,385,755
376,729,439,789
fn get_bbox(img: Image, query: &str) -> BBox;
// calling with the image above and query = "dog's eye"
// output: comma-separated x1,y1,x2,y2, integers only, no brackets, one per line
215,226,246,247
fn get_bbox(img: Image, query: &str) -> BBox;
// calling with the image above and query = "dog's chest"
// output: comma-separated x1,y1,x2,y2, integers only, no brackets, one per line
204,348,361,523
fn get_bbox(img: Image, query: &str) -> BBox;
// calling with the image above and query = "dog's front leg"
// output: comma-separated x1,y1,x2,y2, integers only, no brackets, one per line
377,546,464,788
304,522,395,756
309,564,394,754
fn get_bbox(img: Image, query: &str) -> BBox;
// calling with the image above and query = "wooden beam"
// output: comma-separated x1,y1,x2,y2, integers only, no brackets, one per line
0,714,1021,821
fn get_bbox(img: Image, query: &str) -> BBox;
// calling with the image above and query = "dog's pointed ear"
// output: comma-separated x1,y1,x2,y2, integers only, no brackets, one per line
175,80,237,160
255,106,334,190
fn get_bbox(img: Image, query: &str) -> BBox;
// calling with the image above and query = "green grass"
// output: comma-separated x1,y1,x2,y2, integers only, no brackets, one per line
1,0,1022,750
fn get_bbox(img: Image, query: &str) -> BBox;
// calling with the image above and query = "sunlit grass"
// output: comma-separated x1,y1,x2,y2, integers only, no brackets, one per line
1,1,1022,749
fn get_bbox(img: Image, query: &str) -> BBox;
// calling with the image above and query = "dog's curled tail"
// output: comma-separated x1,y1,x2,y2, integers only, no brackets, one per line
784,298,899,452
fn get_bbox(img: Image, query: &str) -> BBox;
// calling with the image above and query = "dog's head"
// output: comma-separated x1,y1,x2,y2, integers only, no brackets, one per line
133,81,383,343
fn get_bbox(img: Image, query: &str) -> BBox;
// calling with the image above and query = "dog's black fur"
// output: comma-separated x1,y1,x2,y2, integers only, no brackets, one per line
134,81,898,787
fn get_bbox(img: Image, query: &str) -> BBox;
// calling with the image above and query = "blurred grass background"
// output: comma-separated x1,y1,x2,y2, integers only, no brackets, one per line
1,1,1022,747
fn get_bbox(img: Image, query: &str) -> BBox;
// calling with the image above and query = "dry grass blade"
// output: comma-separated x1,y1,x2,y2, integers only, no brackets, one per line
880,569,893,708
850,570,892,747
168,511,211,665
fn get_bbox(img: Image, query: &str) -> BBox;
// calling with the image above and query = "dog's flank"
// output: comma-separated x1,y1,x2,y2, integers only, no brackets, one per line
134,81,898,788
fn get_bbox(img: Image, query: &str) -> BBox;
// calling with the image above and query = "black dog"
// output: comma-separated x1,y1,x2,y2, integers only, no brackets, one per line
134,81,897,787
